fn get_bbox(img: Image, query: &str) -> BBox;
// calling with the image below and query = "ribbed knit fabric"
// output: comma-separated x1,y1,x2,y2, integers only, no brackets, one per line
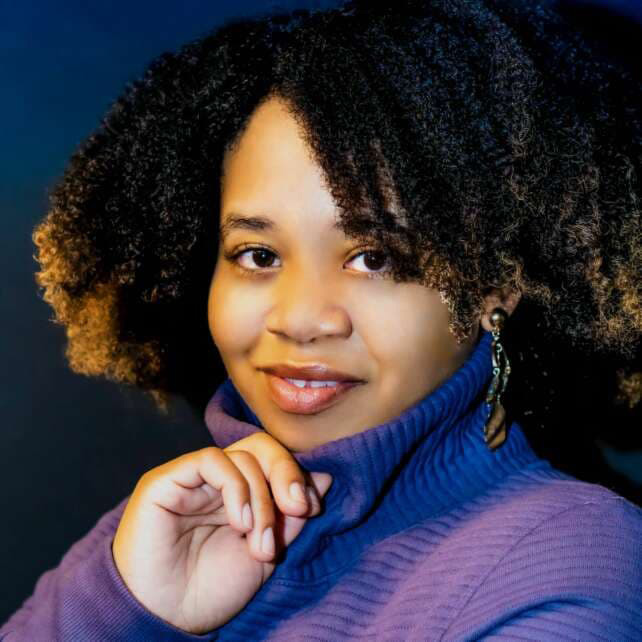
2,330,641,641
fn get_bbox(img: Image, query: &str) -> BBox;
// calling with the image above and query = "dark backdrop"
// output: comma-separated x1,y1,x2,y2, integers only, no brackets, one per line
2,0,640,624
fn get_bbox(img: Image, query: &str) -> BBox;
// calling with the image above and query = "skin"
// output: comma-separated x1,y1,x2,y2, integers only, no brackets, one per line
208,95,521,453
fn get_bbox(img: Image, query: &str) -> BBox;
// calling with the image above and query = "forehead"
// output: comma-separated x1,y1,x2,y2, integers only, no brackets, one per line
220,95,315,185
219,94,408,235
219,96,344,237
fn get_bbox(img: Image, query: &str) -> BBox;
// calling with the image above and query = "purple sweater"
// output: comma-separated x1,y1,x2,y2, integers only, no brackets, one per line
3,330,641,640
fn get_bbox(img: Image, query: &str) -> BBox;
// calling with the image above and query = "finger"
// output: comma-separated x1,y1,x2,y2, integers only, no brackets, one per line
268,456,313,517
266,458,334,518
226,433,321,518
142,447,250,533
225,449,277,562
273,472,334,551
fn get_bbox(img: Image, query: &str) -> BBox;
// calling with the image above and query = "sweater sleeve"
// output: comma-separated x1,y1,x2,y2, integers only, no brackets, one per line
0,495,219,642
446,496,642,642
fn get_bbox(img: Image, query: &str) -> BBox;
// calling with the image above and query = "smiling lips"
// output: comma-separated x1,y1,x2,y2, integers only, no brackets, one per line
264,373,364,414
258,363,365,414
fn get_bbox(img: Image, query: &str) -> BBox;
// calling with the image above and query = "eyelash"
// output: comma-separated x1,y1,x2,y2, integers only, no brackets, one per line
222,244,392,280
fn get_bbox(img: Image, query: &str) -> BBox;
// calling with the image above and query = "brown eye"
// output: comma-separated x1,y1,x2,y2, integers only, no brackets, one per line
347,249,391,277
249,248,277,268
225,245,391,278
363,251,387,271
228,246,281,271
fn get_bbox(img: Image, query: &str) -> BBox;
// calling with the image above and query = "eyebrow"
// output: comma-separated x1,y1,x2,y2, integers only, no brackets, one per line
219,212,343,241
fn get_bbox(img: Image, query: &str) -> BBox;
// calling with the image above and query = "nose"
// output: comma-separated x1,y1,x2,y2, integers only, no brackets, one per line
265,268,353,344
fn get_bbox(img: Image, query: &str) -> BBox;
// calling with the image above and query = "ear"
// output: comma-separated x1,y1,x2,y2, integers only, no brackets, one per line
480,286,522,333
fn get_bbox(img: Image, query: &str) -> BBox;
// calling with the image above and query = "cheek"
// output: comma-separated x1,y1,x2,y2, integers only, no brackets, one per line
365,288,455,389
207,269,262,354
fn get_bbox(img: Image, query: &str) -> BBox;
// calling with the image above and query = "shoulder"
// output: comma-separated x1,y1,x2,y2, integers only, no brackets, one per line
467,461,642,538
497,482,642,587
481,470,642,582
446,475,642,640
508,480,642,574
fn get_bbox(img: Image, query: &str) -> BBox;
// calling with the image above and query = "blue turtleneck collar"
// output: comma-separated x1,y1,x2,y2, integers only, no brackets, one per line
204,330,542,582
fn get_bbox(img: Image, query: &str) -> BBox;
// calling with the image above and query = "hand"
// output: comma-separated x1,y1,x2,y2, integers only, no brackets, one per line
112,432,333,634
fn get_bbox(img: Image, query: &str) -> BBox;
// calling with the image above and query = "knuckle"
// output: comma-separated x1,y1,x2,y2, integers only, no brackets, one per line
244,431,281,455
225,448,256,467
200,446,222,460
139,466,163,490
250,432,274,446
226,450,260,483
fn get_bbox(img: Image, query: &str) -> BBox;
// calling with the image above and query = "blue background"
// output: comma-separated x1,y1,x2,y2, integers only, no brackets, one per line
1,0,640,623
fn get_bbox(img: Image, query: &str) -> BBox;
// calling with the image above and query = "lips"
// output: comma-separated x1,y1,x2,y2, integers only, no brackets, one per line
259,363,363,382
265,373,363,414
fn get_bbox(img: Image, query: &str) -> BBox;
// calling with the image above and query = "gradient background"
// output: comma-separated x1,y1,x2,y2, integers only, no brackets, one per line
2,0,641,623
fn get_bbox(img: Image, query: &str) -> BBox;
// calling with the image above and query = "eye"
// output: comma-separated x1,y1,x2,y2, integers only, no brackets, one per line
223,244,392,278
228,246,281,272
346,249,392,277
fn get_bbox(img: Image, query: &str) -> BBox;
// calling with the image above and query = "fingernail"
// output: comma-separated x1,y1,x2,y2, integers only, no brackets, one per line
262,526,275,555
306,485,319,510
242,502,253,529
289,481,307,504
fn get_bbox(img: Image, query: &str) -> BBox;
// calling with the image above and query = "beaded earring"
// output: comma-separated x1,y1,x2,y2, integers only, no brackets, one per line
483,307,511,451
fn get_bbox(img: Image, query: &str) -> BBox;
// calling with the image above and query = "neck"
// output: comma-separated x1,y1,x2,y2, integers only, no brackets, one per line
204,330,541,582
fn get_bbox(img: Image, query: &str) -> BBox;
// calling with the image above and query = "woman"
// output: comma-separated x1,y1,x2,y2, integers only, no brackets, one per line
3,0,641,639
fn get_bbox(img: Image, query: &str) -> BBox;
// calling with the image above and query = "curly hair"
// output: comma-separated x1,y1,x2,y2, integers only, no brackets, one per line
33,0,640,452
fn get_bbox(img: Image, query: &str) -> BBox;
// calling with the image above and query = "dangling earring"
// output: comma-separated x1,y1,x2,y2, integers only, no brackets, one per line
483,307,511,451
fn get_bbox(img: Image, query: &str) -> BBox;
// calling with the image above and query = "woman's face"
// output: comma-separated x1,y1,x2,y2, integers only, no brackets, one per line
208,95,480,452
